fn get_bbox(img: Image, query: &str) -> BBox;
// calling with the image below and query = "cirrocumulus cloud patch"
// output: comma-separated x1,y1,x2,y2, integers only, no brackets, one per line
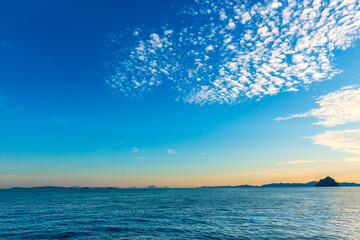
104,0,360,104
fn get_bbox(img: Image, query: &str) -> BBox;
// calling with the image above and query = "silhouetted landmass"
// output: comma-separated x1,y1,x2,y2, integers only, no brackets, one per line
199,184,258,189
0,185,170,191
234,184,258,188
315,176,340,187
339,182,360,186
9,186,70,190
261,181,318,187
200,178,360,188
1,177,359,190
1,186,111,191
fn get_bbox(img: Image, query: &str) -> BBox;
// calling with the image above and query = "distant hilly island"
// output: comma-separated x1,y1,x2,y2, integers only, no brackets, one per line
201,177,359,188
200,181,360,188
1,177,359,190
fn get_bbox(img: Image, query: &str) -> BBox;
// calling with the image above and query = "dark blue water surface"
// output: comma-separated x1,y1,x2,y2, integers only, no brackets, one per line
0,187,359,239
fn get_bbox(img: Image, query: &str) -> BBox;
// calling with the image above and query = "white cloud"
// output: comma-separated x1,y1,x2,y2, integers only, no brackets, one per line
276,159,333,164
227,19,236,30
205,45,214,51
97,148,110,153
344,157,360,162
277,157,360,164
276,86,360,127
167,149,176,154
105,0,360,104
271,2,283,9
164,30,173,35
310,129,360,154
241,12,251,24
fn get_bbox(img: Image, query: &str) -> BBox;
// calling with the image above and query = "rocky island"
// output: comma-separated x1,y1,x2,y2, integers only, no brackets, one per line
315,176,340,187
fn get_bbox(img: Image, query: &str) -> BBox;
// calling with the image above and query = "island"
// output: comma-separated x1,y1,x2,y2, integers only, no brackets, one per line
315,176,340,187
2,176,359,190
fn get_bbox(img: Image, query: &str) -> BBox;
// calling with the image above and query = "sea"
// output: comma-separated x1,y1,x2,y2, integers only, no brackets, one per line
0,187,359,239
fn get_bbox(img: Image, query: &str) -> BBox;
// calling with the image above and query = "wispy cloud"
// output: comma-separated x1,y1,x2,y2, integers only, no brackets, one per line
344,157,360,162
97,148,110,153
167,149,176,154
276,86,360,127
310,129,360,154
276,86,360,153
277,157,360,165
105,0,360,104
132,147,140,153
277,159,333,164
0,96,25,113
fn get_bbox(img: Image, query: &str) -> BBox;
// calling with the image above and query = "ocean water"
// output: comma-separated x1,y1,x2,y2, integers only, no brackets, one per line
0,187,359,239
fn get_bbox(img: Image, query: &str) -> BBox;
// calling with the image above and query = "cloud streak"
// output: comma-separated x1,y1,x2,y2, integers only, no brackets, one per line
277,157,360,164
310,129,360,154
167,149,176,154
277,159,333,164
105,0,360,104
132,147,140,153
276,86,360,127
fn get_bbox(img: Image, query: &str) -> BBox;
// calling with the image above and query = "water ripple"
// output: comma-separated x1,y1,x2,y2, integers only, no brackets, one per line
0,188,359,239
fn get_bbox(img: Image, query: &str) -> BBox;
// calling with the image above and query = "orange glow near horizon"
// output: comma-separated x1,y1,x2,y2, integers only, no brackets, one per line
1,160,359,188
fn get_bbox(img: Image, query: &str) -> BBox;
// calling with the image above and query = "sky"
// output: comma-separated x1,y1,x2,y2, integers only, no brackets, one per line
0,0,360,188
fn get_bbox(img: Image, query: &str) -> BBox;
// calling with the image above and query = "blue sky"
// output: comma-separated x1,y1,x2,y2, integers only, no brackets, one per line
1,0,360,187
